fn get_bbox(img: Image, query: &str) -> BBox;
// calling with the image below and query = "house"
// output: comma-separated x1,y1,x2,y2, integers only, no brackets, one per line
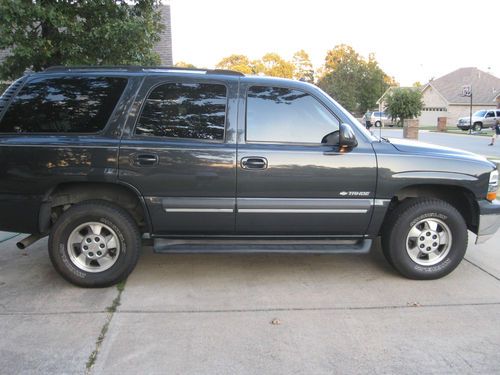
0,4,172,69
377,67,500,126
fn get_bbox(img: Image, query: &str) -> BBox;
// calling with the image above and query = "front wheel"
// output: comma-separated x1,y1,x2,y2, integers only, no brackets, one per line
49,200,141,287
472,122,482,132
381,199,467,279
374,121,382,127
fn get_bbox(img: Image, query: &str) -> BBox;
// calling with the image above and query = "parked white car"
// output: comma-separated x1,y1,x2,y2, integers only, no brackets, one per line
457,109,500,131
370,111,398,127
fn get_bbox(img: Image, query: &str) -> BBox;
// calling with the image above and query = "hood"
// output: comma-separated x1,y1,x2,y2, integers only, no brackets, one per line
388,137,489,163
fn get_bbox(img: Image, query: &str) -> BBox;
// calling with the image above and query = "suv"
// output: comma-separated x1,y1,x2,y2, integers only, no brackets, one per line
0,66,499,287
457,109,500,131
370,111,398,127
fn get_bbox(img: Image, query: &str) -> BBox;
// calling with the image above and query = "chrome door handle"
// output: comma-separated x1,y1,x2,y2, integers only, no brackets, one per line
133,153,159,166
241,157,268,170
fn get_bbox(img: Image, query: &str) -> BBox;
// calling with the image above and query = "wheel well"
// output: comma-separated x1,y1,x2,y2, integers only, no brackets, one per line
385,184,479,233
42,182,149,234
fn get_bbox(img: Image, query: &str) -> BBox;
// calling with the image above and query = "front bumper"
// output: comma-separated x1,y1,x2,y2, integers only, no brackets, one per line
476,199,500,244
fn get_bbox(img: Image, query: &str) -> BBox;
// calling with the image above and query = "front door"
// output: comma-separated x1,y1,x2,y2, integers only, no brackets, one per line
119,76,238,235
235,84,377,236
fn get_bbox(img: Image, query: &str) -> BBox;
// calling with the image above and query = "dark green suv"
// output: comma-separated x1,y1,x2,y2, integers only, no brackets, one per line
0,66,499,287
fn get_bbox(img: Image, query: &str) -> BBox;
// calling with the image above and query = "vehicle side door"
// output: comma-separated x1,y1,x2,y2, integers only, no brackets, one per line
485,111,496,127
235,83,377,236
118,75,238,235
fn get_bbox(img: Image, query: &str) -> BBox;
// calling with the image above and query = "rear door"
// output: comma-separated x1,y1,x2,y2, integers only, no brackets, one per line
235,83,377,236
118,75,238,235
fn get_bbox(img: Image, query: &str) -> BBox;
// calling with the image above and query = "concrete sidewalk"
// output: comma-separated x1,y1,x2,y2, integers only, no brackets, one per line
1,231,499,374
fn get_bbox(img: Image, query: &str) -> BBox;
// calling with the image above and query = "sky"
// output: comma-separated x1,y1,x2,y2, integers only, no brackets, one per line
170,0,499,86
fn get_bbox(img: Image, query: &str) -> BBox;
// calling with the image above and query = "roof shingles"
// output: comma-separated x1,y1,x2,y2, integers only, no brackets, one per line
429,67,500,105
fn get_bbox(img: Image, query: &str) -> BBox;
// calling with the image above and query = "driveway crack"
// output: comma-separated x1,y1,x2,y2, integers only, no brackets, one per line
85,280,126,374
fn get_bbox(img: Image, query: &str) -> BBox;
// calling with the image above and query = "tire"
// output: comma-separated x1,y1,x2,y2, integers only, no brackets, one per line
472,122,482,132
49,200,141,287
375,121,381,127
381,198,467,280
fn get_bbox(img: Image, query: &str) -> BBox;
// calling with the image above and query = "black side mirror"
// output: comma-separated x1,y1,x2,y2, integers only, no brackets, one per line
339,123,358,150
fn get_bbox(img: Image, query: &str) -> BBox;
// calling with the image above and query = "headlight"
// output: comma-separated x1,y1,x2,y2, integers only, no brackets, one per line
487,170,499,201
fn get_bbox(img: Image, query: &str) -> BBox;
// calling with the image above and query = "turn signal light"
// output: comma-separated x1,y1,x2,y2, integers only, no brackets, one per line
487,191,497,201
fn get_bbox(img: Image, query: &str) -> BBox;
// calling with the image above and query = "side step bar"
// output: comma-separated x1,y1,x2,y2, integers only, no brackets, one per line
153,238,372,254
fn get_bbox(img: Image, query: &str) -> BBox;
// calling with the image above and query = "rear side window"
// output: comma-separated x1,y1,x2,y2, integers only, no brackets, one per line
0,76,127,133
246,86,339,144
136,82,227,141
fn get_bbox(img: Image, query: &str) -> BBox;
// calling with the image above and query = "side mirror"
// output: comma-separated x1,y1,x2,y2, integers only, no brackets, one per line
339,123,358,150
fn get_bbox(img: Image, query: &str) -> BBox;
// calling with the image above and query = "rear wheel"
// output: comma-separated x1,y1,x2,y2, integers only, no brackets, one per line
49,200,141,287
381,199,467,279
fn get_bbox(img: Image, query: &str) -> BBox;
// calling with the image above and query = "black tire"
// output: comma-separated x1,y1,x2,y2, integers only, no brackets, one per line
472,122,482,132
381,198,467,280
375,121,381,127
49,200,141,287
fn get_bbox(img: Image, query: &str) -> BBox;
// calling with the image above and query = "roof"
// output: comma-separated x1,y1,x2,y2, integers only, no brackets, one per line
426,67,500,105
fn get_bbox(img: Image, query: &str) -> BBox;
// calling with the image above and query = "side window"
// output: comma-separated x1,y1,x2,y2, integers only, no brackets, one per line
0,76,127,133
486,111,495,118
246,86,339,144
136,82,227,141
496,111,500,117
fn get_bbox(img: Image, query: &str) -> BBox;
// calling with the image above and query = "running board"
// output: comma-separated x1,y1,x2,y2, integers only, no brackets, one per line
153,238,372,254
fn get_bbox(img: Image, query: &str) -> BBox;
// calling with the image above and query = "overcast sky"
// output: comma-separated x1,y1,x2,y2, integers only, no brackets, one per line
170,0,499,85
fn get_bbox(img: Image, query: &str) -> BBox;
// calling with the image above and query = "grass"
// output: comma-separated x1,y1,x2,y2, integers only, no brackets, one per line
85,280,127,373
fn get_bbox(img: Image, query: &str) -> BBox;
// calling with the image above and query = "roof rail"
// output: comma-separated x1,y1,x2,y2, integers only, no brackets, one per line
43,65,244,76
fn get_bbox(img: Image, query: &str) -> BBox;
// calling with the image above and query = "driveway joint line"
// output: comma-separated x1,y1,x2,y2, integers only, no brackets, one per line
112,301,500,315
464,258,500,282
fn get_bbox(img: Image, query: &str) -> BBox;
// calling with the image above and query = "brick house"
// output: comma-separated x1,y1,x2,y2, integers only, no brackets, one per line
378,67,500,126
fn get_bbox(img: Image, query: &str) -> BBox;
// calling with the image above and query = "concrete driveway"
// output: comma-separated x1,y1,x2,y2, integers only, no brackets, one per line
1,231,499,374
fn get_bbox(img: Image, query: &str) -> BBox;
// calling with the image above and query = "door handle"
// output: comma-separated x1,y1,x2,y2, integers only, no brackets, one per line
133,153,159,166
241,157,268,170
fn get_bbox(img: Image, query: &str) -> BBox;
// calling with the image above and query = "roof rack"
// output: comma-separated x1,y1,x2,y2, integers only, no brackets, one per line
43,65,244,76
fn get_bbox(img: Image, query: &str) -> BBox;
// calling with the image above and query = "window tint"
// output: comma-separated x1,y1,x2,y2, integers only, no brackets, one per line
486,111,495,118
246,86,339,144
0,76,127,133
136,83,226,141
496,111,500,117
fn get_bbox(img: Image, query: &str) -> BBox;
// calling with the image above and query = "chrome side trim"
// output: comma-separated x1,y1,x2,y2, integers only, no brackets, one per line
165,208,234,213
238,208,367,214
237,197,372,211
374,199,391,206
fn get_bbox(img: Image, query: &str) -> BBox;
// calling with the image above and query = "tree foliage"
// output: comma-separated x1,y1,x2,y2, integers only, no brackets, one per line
216,50,313,80
385,88,423,124
215,54,256,74
292,50,314,83
0,0,164,79
317,44,393,114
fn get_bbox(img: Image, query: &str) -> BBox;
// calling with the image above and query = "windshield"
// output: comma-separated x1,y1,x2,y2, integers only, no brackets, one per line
473,110,487,117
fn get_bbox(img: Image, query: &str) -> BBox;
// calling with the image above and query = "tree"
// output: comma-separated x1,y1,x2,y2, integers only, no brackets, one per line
175,61,197,69
317,45,392,114
292,50,314,83
0,0,164,79
216,54,255,74
260,53,294,78
385,88,423,125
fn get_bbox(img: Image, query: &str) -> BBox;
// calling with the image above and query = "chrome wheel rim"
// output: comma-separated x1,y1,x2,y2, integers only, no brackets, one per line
67,222,121,273
406,218,452,266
